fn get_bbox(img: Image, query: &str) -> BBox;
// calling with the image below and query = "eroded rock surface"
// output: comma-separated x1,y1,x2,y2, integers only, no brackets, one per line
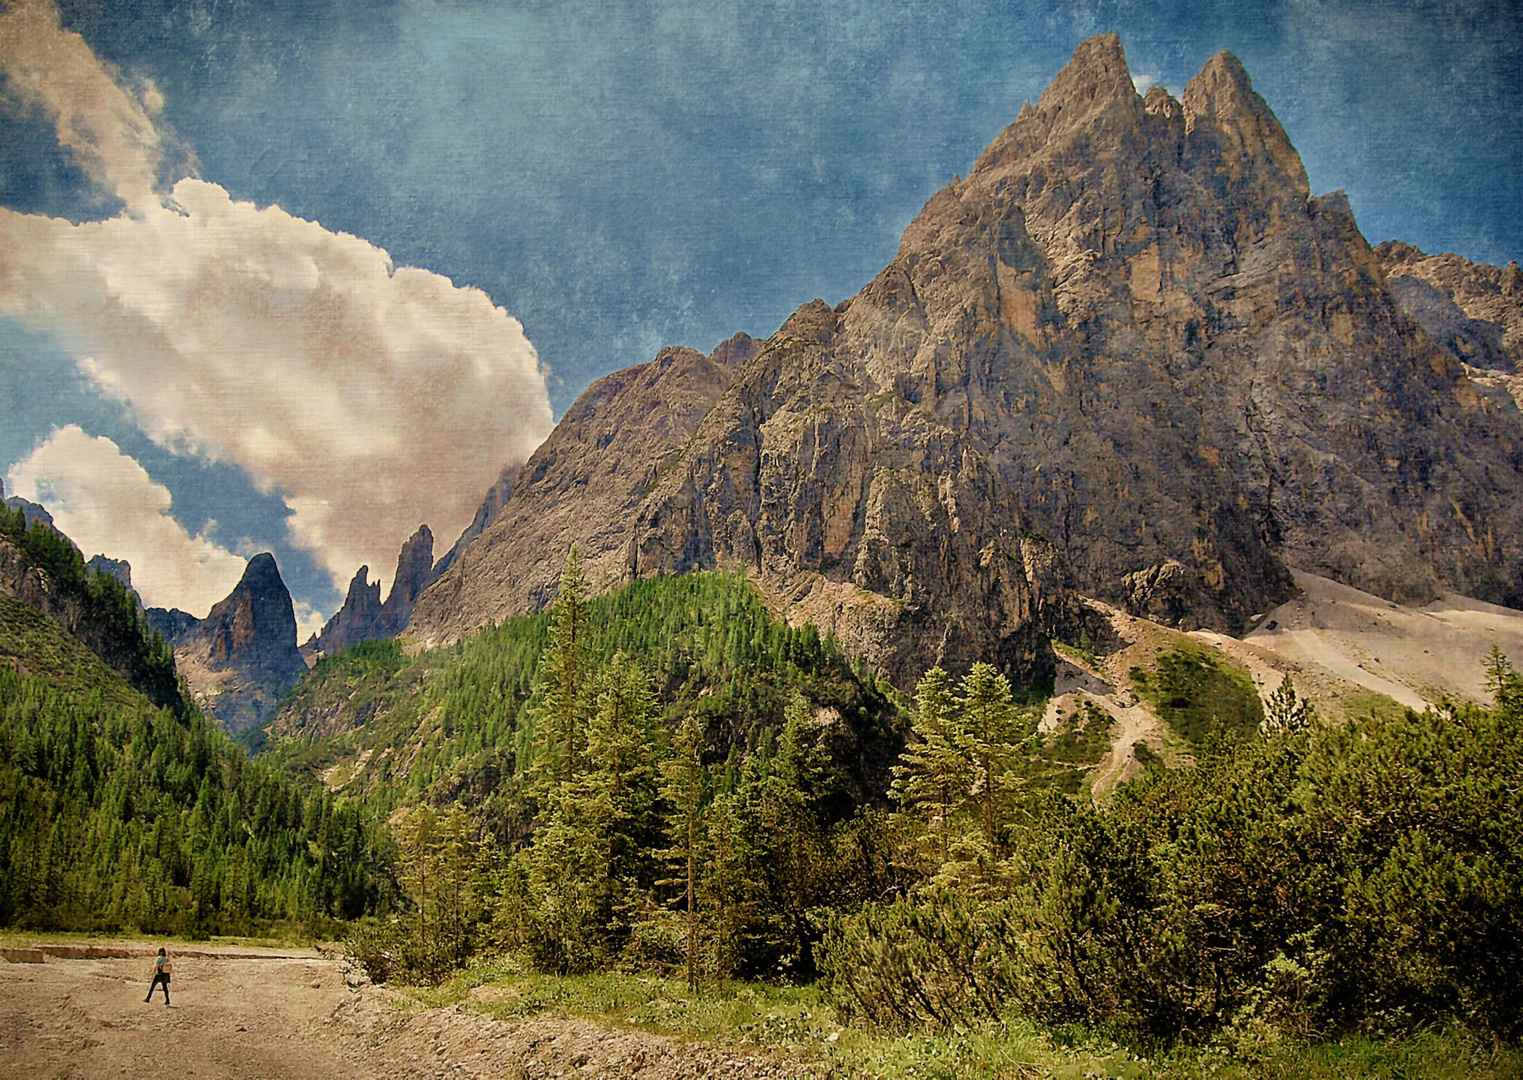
410,35,1523,687
176,552,306,732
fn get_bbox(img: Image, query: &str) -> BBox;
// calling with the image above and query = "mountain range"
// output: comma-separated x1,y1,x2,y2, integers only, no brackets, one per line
402,35,1522,687
8,34,1521,731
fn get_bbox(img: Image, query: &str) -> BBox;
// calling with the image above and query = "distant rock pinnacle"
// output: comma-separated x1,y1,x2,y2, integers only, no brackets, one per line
176,552,306,733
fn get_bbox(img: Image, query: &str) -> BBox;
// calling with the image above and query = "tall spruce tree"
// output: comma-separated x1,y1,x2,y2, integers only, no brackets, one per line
659,712,707,992
958,663,1022,866
523,652,661,972
531,549,593,789
890,667,967,876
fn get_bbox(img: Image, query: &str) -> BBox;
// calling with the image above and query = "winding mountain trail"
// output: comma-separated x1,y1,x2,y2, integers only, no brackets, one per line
0,945,820,1079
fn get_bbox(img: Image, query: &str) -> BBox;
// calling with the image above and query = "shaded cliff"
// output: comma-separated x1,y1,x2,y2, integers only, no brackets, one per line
308,524,441,658
175,553,306,733
1377,240,1523,411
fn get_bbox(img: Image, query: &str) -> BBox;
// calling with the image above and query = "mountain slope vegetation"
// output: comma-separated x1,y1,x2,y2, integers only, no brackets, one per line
1,504,180,710
0,591,399,934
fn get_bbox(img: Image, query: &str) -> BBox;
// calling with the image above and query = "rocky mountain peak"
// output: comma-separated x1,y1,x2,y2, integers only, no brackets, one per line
202,554,301,676
1035,32,1137,124
1182,49,1310,205
778,299,841,346
176,552,306,732
387,525,436,615
407,35,1523,687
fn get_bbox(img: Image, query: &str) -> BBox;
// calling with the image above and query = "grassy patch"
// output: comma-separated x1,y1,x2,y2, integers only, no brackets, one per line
1129,644,1263,747
1322,687,1410,725
1052,637,1099,670
1044,698,1115,765
393,965,1521,1079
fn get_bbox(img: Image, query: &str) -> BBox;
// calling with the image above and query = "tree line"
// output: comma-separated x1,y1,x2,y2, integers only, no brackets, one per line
0,659,400,934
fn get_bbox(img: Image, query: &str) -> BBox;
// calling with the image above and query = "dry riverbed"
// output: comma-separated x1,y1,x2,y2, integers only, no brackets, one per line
0,944,826,1079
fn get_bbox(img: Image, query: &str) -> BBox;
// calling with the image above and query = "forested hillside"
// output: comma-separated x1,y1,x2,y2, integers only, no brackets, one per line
1,504,180,710
0,591,399,934
272,565,911,830
280,554,1523,1050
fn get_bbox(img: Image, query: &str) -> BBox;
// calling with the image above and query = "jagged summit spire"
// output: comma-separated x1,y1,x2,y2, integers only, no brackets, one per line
974,33,1142,172
1183,49,1310,200
1035,33,1139,126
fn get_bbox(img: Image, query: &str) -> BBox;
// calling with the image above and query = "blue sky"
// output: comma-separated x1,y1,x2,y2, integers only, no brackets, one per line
1,0,1519,634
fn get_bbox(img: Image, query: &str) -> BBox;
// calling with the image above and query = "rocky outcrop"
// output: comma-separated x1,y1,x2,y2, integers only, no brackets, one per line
1377,241,1523,410
2,478,56,531
86,554,134,594
1377,241,1522,373
384,525,437,630
311,565,385,657
176,552,306,733
145,606,200,645
409,35,1523,687
413,333,758,629
308,525,440,658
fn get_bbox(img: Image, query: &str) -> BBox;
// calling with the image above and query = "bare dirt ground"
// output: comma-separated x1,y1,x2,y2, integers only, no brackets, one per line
1050,575,1523,801
1245,569,1523,708
0,945,825,1079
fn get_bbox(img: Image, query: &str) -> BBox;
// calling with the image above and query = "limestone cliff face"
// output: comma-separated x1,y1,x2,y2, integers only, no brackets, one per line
412,334,758,633
176,553,306,732
409,35,1523,686
1377,241,1523,410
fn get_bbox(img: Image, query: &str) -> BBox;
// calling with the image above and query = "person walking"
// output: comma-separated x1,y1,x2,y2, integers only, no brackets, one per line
145,947,171,1005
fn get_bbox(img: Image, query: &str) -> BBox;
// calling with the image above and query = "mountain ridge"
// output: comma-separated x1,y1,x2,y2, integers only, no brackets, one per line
408,34,1523,687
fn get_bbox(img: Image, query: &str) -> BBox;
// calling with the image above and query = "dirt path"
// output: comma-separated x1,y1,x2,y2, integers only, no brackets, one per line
0,946,824,1079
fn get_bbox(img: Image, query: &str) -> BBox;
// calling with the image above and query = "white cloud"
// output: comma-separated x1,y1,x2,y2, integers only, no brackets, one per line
0,0,555,594
1131,72,1157,93
7,426,248,617
0,0,167,213
291,599,328,647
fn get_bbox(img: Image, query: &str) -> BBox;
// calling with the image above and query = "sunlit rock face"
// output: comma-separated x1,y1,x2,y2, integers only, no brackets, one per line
410,35,1523,688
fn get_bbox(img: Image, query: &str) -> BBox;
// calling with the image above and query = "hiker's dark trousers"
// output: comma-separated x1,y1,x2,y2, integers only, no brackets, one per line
146,973,170,1003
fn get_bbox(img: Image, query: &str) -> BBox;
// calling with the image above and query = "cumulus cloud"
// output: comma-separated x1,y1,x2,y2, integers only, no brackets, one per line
0,0,554,600
7,425,248,616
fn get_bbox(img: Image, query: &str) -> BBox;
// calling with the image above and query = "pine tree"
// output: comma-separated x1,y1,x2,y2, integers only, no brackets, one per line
583,653,660,930
890,667,967,875
1484,646,1521,713
659,712,707,992
532,549,594,789
401,805,439,945
958,663,1022,864
1261,673,1315,736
